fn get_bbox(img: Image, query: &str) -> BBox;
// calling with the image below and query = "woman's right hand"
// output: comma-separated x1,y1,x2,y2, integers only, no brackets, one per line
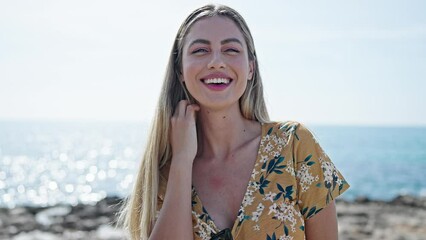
150,100,199,240
170,100,200,164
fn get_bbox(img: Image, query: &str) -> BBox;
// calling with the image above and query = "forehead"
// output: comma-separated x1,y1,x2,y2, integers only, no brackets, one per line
184,16,246,45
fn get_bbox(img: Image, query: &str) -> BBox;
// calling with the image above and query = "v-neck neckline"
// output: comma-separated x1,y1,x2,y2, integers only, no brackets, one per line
191,122,268,236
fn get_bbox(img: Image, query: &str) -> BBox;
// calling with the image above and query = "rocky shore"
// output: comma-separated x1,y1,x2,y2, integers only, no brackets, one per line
1,195,425,240
0,196,126,240
337,195,426,240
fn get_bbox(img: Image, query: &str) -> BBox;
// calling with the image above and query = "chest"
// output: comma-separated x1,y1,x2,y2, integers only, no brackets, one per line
192,151,258,230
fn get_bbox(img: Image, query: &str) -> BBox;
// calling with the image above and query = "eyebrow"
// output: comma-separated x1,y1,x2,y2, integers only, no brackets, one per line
188,38,243,48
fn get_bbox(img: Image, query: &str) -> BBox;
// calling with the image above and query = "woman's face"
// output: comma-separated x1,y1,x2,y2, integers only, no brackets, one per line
181,16,253,110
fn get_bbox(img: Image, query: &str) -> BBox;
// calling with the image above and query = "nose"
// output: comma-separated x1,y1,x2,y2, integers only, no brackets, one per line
207,52,226,69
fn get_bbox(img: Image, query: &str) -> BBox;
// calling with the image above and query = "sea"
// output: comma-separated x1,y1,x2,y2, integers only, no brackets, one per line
0,120,425,208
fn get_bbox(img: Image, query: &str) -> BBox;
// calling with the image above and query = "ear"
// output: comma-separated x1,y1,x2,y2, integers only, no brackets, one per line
248,60,255,80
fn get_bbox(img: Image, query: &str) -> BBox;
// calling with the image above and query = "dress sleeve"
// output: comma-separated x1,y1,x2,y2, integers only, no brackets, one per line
292,122,350,220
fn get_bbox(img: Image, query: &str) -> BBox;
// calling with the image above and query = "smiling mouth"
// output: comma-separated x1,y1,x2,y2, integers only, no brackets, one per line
201,78,233,85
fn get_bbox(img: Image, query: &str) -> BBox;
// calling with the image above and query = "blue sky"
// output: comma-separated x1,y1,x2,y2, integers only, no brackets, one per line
0,0,425,126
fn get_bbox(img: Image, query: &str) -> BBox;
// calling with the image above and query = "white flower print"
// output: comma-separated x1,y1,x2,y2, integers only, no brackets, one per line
261,155,269,163
264,142,273,153
246,189,254,196
322,164,333,184
268,203,277,215
256,202,265,211
272,151,281,158
263,191,277,202
252,210,261,222
277,136,286,146
252,182,260,191
264,134,270,142
296,163,318,192
319,155,344,190
192,211,216,240
239,205,245,213
237,212,245,222
286,163,295,176
251,202,265,222
251,169,259,180
253,224,261,231
272,135,278,144
242,195,254,207
268,201,301,233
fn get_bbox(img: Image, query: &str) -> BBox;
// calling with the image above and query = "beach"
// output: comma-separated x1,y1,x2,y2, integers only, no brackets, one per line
1,122,425,239
1,195,425,240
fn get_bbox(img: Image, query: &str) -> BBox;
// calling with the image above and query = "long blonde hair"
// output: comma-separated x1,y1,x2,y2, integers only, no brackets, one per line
119,4,269,239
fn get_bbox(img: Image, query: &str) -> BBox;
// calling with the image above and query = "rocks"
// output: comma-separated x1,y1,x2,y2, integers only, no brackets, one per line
337,196,426,240
10,228,125,240
35,206,71,226
1,195,426,239
391,195,426,209
0,196,126,240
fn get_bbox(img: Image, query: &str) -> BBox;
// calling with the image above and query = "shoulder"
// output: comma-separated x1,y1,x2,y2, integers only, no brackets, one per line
262,121,320,151
264,120,312,138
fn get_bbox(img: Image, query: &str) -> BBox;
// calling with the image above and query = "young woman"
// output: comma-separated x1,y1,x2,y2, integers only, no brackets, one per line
120,4,349,240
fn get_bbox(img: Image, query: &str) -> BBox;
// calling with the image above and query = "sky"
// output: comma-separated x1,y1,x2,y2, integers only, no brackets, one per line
0,0,425,126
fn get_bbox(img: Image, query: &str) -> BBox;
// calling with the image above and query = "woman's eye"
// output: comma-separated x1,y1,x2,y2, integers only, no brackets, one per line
225,48,240,54
191,48,208,54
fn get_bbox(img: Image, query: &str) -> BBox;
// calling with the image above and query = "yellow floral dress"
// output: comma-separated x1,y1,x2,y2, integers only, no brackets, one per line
159,121,350,240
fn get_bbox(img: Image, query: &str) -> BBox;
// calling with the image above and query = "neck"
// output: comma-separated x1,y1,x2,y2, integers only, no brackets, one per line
196,104,260,161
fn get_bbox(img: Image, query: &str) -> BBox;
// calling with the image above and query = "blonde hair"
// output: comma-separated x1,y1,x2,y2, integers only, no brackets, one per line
119,4,269,239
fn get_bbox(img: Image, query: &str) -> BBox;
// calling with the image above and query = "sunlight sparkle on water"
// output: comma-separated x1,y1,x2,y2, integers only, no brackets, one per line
0,121,145,208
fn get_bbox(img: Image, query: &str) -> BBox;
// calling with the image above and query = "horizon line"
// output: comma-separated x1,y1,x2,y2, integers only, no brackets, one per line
1,118,425,128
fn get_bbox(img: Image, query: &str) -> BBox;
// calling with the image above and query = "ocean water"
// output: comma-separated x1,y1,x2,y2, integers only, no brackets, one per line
313,125,426,201
0,121,425,208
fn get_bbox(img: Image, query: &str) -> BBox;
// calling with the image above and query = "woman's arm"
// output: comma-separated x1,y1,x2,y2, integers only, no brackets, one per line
149,159,194,240
149,100,199,240
305,201,338,240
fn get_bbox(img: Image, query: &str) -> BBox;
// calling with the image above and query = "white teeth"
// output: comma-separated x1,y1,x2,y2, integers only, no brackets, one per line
204,78,230,84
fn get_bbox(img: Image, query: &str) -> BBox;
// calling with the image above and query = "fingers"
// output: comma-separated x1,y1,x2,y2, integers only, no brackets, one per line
175,100,189,118
170,101,200,162
186,104,200,118
174,100,199,119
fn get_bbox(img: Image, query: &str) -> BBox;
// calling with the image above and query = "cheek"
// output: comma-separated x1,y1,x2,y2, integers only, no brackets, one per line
231,58,251,76
182,58,204,79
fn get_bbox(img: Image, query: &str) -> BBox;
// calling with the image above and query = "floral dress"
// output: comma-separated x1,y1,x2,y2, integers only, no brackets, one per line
158,121,350,240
